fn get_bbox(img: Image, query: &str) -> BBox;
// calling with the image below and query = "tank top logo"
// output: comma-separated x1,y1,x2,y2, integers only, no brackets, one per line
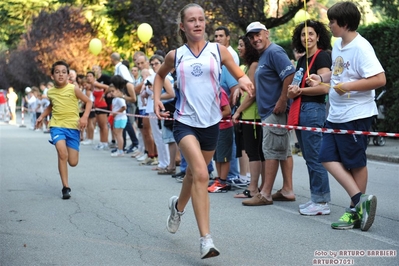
191,63,203,77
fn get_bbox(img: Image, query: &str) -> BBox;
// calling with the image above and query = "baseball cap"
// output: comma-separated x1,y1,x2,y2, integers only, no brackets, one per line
25,87,32,93
246,22,267,35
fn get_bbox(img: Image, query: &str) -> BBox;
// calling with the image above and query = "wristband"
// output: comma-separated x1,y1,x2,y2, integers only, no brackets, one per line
318,74,323,83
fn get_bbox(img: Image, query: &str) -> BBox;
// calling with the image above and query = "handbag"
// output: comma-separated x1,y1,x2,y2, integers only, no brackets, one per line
287,49,321,126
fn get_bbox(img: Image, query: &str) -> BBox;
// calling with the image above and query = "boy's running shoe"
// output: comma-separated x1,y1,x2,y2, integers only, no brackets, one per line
208,179,231,193
200,234,220,259
62,186,71,200
331,208,360,230
356,194,377,231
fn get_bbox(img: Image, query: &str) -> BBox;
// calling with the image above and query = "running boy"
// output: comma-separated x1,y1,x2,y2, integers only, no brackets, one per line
309,2,386,231
36,61,92,199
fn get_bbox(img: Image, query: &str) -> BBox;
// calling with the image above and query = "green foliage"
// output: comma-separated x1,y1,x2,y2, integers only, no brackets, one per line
371,0,399,19
358,20,399,133
275,39,295,60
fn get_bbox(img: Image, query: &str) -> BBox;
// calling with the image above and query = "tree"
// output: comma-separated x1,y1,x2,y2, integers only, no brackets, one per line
371,0,399,19
105,0,309,53
0,0,58,49
0,6,109,92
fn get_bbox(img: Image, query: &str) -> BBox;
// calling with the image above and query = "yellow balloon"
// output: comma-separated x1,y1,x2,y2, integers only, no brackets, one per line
137,23,153,43
294,9,309,24
89,38,102,55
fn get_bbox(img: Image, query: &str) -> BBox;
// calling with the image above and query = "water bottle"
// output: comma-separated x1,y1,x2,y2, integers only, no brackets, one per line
291,67,304,86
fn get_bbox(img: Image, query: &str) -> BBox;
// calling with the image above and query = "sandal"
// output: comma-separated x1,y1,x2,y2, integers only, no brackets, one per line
152,166,165,171
158,168,176,175
234,189,257,198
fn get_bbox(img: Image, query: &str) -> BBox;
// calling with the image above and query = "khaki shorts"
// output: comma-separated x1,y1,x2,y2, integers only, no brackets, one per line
262,112,292,160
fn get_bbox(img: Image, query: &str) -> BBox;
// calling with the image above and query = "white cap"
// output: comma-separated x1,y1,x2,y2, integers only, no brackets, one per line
25,87,32,93
246,22,267,35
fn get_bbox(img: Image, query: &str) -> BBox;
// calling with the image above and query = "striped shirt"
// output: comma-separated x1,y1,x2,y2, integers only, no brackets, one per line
174,42,222,128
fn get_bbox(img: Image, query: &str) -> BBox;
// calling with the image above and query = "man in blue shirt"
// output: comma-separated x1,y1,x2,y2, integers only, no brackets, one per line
242,22,296,206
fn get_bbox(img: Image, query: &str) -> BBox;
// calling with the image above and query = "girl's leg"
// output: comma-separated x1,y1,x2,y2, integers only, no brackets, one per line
142,118,156,156
178,135,215,237
114,128,124,150
97,114,108,143
87,117,95,140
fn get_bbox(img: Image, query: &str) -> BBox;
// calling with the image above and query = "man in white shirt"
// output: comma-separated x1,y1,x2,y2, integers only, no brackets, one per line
214,26,240,65
111,52,134,83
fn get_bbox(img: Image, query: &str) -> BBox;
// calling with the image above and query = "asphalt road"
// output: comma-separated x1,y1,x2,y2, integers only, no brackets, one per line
1,122,398,266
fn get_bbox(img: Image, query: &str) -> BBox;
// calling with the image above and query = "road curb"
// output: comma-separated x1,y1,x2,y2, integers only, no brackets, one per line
367,153,399,164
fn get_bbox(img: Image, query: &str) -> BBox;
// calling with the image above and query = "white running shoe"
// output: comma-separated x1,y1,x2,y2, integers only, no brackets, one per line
200,234,220,259
81,139,93,145
137,153,148,161
299,202,331,216
299,200,313,210
111,152,124,157
166,196,184,234
93,143,104,150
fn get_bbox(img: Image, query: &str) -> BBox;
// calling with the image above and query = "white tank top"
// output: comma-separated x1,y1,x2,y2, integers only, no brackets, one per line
174,42,222,128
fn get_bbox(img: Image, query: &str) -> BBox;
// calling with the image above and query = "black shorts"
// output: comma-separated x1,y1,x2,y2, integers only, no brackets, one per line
95,109,108,115
242,120,265,162
173,120,219,151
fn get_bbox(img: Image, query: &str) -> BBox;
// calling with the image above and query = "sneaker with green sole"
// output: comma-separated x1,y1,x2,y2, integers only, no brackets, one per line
331,208,360,230
356,194,377,231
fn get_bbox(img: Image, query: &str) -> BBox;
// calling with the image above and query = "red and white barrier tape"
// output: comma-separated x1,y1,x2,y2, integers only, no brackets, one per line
93,107,399,138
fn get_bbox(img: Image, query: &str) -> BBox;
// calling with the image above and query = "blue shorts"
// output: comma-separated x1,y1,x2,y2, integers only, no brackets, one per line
49,127,80,151
318,117,373,169
162,121,175,144
214,127,233,162
114,119,127,129
173,120,219,151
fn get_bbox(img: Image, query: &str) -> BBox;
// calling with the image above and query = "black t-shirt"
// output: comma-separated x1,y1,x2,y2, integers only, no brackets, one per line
297,50,332,103
98,74,111,85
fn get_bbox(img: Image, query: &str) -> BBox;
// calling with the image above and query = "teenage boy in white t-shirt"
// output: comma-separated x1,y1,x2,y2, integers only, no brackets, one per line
309,1,386,232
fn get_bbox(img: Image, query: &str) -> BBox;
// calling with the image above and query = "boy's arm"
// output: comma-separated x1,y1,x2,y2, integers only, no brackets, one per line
36,104,52,129
74,86,92,130
221,104,231,118
334,72,386,95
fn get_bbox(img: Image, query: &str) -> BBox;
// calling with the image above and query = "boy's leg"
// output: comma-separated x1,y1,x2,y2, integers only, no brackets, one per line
322,162,361,199
55,140,70,188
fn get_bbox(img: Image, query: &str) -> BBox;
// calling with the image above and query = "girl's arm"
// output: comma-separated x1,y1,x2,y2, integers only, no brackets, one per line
124,82,137,103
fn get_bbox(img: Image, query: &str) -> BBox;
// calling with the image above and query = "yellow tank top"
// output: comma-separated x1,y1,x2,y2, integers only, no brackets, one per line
48,83,79,129
241,65,260,120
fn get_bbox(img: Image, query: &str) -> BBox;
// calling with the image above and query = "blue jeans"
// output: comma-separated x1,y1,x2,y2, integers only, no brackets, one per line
296,102,330,203
228,132,240,180
180,151,214,173
123,105,139,149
